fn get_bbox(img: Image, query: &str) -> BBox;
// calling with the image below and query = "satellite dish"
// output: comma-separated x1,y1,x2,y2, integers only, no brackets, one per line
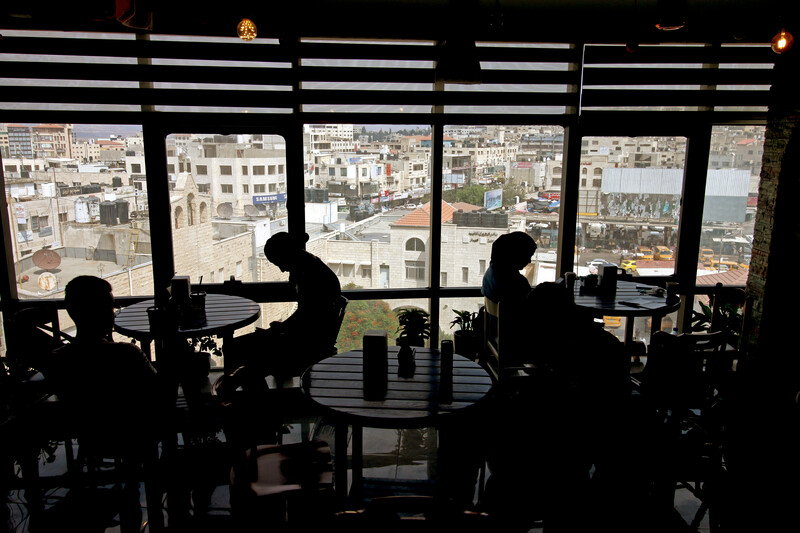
243,204,259,218
216,202,233,219
32,249,62,270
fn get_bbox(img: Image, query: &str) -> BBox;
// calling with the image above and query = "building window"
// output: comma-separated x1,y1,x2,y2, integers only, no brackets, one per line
269,165,277,175
196,165,208,175
329,168,335,176
221,184,233,194
167,164,175,173
220,165,232,175
405,261,425,280
462,267,469,284
242,166,249,175
253,166,265,175
242,184,249,193
479,259,486,275
254,184,266,193
405,237,425,252
361,266,371,279
131,163,142,173
441,272,447,287
340,168,347,177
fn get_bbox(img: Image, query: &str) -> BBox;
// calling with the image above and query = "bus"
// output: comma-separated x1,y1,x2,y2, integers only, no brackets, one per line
655,246,674,261
638,246,654,260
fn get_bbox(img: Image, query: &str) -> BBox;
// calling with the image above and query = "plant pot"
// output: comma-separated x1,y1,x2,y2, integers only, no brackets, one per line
396,336,425,348
453,330,479,360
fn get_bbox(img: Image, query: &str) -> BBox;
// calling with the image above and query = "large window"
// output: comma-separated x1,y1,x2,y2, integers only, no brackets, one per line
5,123,153,301
303,123,432,293
696,125,763,282
575,136,688,278
166,133,287,286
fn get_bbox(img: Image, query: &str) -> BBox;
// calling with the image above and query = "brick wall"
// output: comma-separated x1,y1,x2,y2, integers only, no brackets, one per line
743,50,800,358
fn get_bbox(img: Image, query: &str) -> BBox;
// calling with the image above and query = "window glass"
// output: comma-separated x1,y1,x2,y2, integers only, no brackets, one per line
438,125,564,337
6,123,153,300
696,126,762,282
575,136,687,277
166,133,287,287
302,124,432,291
575,135,687,342
335,296,428,351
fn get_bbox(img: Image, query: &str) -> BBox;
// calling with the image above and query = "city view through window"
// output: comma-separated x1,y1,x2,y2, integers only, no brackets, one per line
2,122,763,357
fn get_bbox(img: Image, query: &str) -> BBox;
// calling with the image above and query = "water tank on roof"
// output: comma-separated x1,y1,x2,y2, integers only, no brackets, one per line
115,199,130,223
87,196,101,222
74,197,90,223
100,201,117,226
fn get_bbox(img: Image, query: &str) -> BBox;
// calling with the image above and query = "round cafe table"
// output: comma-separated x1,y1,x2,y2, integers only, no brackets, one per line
302,346,494,506
114,293,260,360
572,280,681,344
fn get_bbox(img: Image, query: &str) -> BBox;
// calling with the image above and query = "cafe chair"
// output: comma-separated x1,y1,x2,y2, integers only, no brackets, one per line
639,330,734,532
481,298,530,384
213,366,335,529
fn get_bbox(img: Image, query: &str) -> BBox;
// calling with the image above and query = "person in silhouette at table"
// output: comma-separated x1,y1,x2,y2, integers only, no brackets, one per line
47,275,162,533
482,231,538,305
226,232,342,382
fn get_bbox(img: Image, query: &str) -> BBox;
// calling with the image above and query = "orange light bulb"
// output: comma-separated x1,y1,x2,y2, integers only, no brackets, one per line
237,18,257,41
771,29,794,53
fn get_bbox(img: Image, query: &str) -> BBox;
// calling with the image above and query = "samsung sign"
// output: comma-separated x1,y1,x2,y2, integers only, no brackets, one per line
253,193,287,205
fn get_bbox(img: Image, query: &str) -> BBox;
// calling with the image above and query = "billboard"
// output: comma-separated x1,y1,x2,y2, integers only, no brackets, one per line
484,189,503,211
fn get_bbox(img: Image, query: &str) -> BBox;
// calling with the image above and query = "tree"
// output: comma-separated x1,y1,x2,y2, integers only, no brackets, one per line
336,283,399,351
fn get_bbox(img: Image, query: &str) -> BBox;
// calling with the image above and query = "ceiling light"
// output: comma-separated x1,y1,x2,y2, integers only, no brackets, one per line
771,29,794,54
655,0,686,31
237,18,257,41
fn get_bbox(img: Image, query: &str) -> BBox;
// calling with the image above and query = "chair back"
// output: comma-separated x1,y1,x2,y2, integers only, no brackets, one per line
642,330,730,416
482,297,528,382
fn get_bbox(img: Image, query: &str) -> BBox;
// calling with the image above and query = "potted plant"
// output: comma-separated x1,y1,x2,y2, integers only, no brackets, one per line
396,308,431,348
450,309,480,359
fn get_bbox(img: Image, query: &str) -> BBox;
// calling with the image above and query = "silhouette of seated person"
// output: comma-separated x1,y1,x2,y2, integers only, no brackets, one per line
47,276,163,533
227,232,342,382
481,231,537,360
483,281,631,532
48,275,163,455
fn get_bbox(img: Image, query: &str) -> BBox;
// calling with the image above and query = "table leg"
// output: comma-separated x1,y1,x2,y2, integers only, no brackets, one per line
335,421,349,508
350,424,363,505
625,316,635,345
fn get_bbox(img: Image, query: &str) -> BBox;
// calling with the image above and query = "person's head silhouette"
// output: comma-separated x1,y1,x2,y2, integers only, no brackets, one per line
490,231,537,270
264,232,310,272
65,275,116,340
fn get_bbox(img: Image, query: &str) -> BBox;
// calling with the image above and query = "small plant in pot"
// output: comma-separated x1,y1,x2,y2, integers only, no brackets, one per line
450,309,479,360
396,308,431,348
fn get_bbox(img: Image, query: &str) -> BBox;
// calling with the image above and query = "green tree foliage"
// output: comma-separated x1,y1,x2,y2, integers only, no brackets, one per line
336,283,399,351
443,184,487,207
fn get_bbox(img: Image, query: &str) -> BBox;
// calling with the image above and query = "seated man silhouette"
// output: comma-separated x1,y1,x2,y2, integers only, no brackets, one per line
48,275,163,533
49,275,162,451
226,232,342,382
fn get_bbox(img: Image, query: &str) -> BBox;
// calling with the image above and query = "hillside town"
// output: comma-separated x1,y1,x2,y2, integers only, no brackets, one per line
2,123,762,339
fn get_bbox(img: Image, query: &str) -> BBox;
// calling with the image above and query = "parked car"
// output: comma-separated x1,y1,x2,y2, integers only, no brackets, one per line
620,259,637,273
585,258,617,268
